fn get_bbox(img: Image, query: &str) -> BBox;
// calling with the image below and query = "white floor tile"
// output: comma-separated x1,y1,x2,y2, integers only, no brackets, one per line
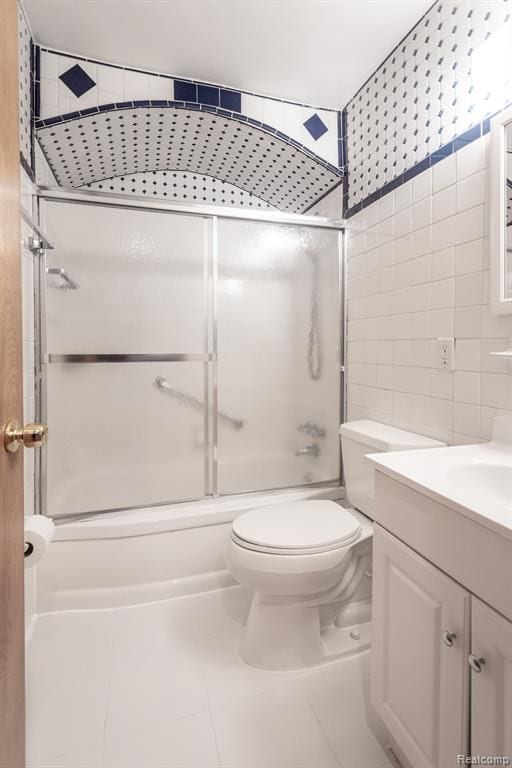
113,599,194,655
212,685,339,768
27,741,102,768
174,586,252,639
26,654,109,763
29,610,115,667
105,640,208,736
113,587,252,655
194,627,301,709
103,711,219,768
302,653,390,768
27,589,387,768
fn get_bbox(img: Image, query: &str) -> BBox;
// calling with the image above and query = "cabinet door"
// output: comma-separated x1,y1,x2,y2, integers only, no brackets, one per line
471,598,512,763
372,525,471,768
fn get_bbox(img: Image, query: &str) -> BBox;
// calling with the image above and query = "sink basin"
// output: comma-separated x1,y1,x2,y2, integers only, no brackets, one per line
447,463,512,508
367,416,512,539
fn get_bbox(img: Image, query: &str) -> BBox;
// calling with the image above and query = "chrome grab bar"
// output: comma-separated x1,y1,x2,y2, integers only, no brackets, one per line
154,376,244,430
46,267,79,290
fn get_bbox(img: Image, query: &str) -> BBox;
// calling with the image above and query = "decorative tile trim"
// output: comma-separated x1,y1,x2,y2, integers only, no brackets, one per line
81,169,275,209
174,80,242,112
37,46,340,114
343,113,506,218
36,103,342,213
18,3,34,172
303,113,328,140
344,1,512,211
35,101,344,178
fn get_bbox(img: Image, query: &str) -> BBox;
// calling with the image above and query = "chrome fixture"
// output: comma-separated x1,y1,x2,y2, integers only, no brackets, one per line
155,376,244,430
468,654,485,673
46,267,79,290
298,421,326,439
442,630,456,647
296,443,320,458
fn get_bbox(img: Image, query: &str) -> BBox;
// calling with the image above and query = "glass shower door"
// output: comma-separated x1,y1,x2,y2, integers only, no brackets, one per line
216,220,341,494
40,200,210,516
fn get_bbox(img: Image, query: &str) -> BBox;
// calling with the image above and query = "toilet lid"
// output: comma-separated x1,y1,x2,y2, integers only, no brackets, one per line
232,500,362,554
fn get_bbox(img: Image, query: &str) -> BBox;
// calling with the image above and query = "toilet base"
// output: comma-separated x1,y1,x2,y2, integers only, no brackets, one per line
239,596,372,670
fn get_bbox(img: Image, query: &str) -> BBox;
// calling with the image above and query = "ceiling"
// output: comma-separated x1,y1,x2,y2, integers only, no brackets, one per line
23,0,432,109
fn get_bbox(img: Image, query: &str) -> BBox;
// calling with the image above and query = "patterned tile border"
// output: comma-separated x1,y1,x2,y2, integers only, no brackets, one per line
35,101,344,179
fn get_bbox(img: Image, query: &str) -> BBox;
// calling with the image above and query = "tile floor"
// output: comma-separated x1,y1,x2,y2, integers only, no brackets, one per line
27,585,396,768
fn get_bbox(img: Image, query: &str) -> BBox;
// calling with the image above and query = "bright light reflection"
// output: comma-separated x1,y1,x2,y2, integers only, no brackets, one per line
221,278,244,296
471,24,512,113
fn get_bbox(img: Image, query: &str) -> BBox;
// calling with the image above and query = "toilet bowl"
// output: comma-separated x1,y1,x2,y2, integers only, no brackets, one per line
226,420,445,670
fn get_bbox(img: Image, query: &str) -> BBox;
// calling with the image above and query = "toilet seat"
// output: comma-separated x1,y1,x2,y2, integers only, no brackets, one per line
231,500,362,556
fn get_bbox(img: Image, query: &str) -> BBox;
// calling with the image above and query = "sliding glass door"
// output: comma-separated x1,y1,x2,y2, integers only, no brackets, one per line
38,196,342,517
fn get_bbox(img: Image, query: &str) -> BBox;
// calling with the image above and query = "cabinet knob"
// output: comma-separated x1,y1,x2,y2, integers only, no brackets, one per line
442,630,456,647
469,654,485,673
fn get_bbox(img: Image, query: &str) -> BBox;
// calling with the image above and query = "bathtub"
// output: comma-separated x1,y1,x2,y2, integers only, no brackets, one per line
37,484,344,612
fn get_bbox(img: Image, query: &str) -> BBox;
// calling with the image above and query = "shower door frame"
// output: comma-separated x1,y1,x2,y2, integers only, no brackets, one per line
34,186,346,518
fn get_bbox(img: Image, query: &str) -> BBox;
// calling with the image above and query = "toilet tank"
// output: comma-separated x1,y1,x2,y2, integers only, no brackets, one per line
339,420,445,519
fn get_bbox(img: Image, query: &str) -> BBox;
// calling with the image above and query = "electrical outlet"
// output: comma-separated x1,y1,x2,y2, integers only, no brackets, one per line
437,337,455,371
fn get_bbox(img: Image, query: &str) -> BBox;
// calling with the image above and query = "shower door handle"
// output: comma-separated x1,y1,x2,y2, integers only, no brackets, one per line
3,421,48,453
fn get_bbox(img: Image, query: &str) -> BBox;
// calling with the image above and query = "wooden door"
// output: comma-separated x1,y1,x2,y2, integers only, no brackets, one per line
471,598,512,764
0,1,26,766
371,525,471,768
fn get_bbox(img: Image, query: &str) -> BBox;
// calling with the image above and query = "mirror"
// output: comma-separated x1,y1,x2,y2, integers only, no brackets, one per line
490,106,512,314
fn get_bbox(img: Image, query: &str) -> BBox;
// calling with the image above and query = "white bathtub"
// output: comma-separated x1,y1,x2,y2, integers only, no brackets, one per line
37,485,344,612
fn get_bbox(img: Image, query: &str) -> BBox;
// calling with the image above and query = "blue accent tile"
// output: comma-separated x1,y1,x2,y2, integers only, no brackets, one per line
303,113,328,140
220,89,241,112
41,115,63,126
482,118,491,135
454,124,481,147
99,103,116,111
174,80,197,102
59,64,96,98
430,141,454,164
198,85,219,106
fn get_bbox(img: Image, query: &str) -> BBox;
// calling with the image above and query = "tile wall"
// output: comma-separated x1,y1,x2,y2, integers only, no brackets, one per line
33,48,342,212
18,3,35,175
346,133,512,445
344,0,512,214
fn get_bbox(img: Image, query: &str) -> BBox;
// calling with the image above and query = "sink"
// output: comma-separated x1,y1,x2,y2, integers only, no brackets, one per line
367,416,512,539
447,463,512,508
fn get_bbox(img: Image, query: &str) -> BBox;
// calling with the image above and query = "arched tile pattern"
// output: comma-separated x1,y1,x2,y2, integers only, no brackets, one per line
36,105,342,213
81,170,275,209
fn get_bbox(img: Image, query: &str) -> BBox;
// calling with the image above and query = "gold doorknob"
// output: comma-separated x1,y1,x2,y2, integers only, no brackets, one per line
3,421,48,453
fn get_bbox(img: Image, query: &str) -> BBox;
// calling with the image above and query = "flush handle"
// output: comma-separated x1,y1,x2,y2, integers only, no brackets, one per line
442,630,456,647
4,421,48,453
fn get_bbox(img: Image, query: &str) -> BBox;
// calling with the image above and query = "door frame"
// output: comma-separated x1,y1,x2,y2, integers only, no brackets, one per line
0,1,26,766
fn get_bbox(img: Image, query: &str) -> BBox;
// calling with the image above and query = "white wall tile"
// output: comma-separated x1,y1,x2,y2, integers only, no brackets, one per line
455,272,483,307
432,155,456,193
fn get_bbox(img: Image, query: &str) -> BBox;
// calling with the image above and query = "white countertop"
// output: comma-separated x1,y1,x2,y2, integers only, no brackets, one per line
367,436,512,542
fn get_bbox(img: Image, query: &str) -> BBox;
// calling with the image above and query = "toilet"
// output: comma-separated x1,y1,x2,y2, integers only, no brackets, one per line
226,420,445,670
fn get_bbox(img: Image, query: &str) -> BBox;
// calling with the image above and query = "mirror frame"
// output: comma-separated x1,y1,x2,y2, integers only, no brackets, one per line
490,104,512,315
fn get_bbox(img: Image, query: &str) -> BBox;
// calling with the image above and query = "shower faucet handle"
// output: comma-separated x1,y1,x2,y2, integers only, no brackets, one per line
298,422,326,439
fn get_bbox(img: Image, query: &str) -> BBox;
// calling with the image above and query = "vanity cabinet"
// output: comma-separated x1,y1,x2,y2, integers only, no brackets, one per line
471,598,512,762
372,524,512,768
371,525,470,768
